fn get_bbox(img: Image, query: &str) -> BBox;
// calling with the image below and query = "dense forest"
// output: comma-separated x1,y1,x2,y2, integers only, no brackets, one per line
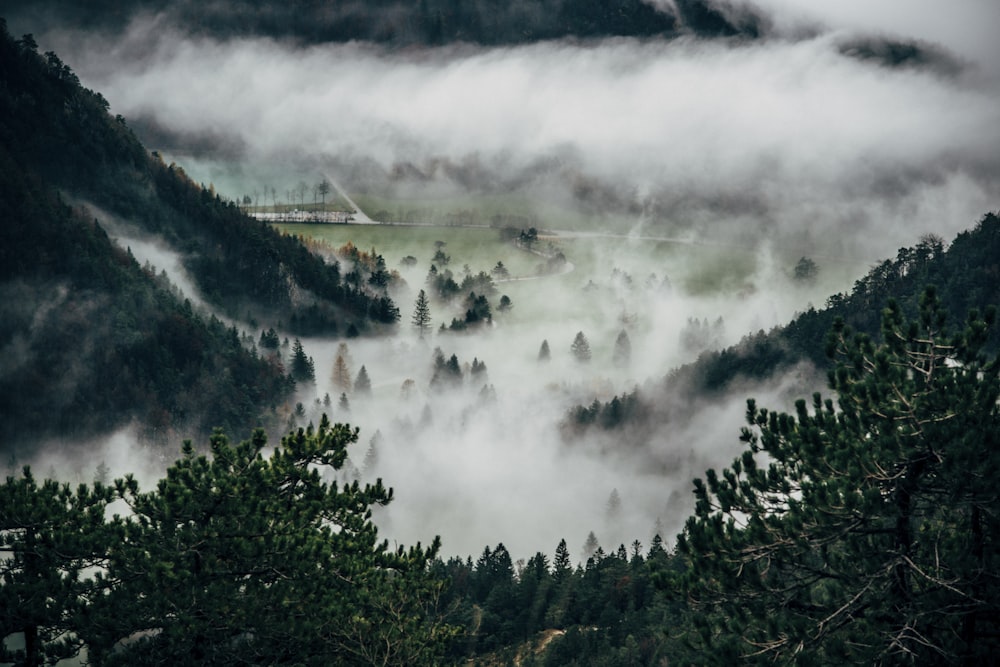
2,15,999,667
0,21,398,451
5,289,997,665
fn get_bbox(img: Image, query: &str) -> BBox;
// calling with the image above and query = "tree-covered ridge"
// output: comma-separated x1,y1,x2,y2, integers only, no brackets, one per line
5,0,766,48
0,21,399,336
676,291,1000,664
568,215,1000,433
0,21,404,449
1,417,453,666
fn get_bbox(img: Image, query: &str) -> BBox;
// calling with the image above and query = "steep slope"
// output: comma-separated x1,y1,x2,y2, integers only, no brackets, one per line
0,22,395,454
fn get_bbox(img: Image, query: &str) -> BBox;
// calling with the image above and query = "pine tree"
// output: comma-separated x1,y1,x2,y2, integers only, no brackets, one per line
87,418,454,664
354,365,372,397
571,331,591,363
290,338,315,384
677,290,1000,664
554,538,572,580
0,469,120,666
538,339,551,362
412,289,432,338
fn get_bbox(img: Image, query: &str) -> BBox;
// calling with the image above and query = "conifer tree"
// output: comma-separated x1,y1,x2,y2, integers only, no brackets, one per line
677,290,1000,664
412,289,432,338
354,365,372,397
87,418,454,664
0,470,120,666
290,337,315,384
538,339,551,362
571,331,592,363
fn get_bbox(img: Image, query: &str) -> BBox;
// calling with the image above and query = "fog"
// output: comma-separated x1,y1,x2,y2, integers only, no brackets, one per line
10,1,1000,561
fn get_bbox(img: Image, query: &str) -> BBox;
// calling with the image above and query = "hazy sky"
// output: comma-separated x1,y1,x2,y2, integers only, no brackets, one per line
12,0,1000,560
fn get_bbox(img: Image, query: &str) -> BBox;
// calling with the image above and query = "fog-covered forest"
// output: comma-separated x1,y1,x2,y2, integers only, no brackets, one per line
2,1,999,665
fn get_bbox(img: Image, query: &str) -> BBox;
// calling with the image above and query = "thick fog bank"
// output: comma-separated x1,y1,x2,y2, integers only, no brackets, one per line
6,1,1000,561
22,3,1000,263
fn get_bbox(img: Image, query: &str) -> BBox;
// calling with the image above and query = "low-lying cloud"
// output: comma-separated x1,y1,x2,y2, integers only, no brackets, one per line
9,1,1000,560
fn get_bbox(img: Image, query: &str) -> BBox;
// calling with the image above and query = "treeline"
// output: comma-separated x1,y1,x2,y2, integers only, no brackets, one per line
435,537,694,665
6,0,766,47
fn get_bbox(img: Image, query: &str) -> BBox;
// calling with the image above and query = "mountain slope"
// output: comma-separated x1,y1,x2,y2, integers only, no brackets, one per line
567,214,1000,436
0,21,396,454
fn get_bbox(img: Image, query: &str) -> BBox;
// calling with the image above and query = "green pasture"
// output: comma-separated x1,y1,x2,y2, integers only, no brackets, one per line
274,223,786,298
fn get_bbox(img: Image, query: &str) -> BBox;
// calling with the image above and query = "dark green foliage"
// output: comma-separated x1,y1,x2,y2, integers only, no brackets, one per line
1,419,454,665
413,288,432,337
290,337,316,384
0,468,120,666
565,390,648,435
440,537,689,665
677,293,1000,664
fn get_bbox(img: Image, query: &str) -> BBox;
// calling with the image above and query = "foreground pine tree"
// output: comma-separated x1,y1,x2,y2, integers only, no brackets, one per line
0,416,454,666
678,288,1000,664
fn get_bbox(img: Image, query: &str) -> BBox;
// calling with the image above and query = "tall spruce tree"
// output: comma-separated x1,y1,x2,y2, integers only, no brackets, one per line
412,289,432,338
677,289,1000,664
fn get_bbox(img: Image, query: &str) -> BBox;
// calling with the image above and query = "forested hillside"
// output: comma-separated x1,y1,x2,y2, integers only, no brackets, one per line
569,215,1000,435
0,21,396,452
5,0,766,47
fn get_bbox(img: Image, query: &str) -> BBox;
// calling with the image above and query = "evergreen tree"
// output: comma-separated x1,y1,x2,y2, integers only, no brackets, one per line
538,339,551,362
677,290,1000,664
87,418,454,664
290,337,315,384
354,365,372,397
412,289,432,338
612,329,631,367
554,538,572,580
571,331,592,363
0,469,119,666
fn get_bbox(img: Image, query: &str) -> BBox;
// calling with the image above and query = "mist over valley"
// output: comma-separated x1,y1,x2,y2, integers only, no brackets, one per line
2,2,999,664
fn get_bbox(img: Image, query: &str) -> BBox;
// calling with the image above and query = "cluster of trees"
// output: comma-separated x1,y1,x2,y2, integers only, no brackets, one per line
419,242,513,334
435,536,691,665
1,418,453,666
237,177,338,212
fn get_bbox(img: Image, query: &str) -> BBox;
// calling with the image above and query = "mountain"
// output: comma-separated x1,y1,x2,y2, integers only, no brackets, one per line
4,0,768,47
568,214,1000,435
0,21,397,454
